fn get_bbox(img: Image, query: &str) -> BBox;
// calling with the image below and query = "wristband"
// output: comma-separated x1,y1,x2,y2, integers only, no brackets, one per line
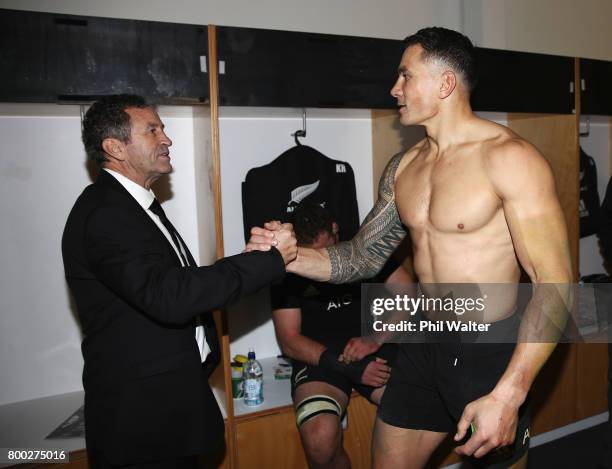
318,349,375,384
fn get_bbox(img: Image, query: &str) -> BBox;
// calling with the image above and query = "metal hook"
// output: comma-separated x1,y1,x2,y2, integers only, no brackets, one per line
579,116,590,137
291,108,307,146
79,104,85,133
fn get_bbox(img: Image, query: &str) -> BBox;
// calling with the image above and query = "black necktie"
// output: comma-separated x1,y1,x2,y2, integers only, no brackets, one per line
148,199,189,267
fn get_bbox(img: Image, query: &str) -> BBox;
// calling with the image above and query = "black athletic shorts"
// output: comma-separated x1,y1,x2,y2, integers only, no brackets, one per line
291,344,397,401
378,316,530,468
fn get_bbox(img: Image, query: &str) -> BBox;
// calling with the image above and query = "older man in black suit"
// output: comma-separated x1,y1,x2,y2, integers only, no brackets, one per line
62,95,296,469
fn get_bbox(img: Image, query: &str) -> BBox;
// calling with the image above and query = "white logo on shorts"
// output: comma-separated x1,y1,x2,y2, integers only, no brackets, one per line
523,428,530,445
294,366,309,384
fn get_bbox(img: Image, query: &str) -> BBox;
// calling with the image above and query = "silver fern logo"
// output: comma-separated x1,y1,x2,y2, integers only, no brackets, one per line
287,180,320,212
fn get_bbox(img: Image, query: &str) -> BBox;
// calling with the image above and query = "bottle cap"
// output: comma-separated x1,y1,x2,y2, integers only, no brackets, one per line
233,354,248,364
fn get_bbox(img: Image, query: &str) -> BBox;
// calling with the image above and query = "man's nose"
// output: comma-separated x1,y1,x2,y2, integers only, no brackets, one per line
390,79,402,98
161,132,172,147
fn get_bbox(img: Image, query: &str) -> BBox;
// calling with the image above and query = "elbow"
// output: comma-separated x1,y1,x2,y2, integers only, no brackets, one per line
277,335,298,359
279,344,295,360
279,345,294,359
556,264,574,283
531,267,574,305
531,259,573,284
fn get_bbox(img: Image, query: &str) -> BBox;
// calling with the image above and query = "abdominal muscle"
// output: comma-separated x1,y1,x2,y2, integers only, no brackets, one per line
408,209,521,324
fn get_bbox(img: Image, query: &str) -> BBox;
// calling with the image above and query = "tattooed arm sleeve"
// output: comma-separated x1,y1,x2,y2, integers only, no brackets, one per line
327,152,407,283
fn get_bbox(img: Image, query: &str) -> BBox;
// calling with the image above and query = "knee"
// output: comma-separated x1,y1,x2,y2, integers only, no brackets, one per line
300,417,342,466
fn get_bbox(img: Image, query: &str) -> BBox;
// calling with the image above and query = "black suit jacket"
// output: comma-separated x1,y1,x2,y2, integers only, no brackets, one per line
62,170,285,464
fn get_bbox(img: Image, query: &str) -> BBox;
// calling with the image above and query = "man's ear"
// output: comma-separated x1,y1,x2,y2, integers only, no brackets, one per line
101,138,126,161
332,222,339,235
439,70,457,99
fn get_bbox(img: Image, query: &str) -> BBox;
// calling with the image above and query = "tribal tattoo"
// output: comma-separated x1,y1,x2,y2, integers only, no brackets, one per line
328,152,407,283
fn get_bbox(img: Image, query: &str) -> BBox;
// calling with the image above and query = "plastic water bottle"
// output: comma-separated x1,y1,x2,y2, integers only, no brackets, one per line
243,348,264,406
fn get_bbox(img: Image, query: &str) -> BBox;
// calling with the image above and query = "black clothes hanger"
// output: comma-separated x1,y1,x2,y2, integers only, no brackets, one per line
291,108,307,146
293,129,306,146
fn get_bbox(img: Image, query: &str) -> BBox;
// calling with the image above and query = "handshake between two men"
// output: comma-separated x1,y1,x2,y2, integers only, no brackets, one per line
247,221,332,283
247,221,299,265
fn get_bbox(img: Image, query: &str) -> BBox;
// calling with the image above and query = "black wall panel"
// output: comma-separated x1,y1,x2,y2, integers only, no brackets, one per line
217,26,403,109
581,58,612,116
0,10,586,114
0,9,209,103
217,27,575,114
471,47,574,114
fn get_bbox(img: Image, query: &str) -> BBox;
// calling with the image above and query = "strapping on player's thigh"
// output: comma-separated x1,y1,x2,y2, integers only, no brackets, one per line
295,394,342,427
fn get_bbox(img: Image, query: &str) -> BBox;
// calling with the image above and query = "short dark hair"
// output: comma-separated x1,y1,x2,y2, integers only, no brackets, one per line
404,27,478,94
82,94,150,166
291,202,335,246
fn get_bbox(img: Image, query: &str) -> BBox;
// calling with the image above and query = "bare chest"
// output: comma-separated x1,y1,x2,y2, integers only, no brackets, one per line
395,155,501,234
